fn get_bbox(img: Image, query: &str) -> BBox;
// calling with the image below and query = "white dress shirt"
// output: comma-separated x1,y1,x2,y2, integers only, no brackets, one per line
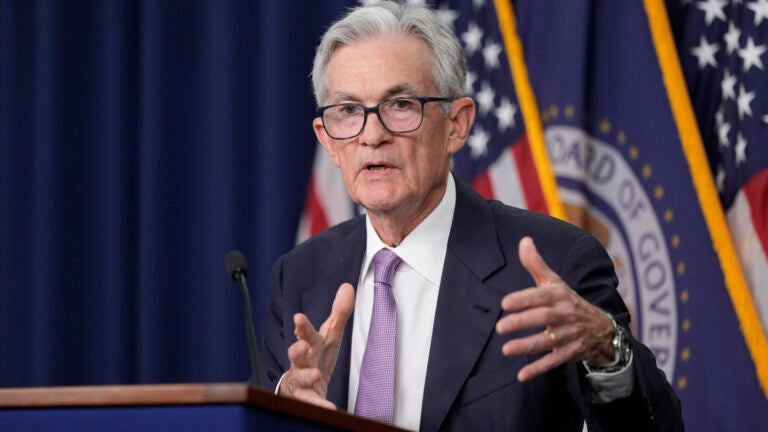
348,175,457,431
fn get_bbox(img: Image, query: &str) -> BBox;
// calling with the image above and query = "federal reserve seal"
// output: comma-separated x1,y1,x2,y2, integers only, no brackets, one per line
546,125,678,379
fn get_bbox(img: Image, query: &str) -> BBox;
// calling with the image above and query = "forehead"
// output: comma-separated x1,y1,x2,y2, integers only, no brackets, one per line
326,34,436,102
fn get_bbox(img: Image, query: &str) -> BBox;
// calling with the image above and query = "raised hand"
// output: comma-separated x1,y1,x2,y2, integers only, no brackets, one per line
279,283,355,408
495,237,616,381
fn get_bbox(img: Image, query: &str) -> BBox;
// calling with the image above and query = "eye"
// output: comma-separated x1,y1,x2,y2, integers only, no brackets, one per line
338,104,360,115
391,98,416,110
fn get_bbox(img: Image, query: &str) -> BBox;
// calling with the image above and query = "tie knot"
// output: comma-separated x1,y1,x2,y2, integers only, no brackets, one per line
372,249,402,285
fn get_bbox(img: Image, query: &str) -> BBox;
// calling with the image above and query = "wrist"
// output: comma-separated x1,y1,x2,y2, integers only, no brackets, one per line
586,316,631,373
277,369,294,396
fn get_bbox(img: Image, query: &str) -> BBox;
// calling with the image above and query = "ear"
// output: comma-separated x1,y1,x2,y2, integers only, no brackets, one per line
446,97,476,155
313,117,341,167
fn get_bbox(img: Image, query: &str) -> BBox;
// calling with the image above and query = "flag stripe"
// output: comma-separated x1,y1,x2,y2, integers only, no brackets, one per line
511,134,547,213
728,187,768,336
488,145,526,207
644,0,768,396
296,143,354,244
304,177,330,236
493,0,565,221
745,169,768,259
471,172,494,200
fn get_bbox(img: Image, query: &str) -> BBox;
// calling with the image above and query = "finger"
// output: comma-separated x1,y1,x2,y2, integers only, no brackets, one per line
294,313,323,348
499,329,555,357
321,283,355,339
517,340,581,382
288,367,323,389
500,286,559,312
495,307,553,334
278,367,318,397
287,339,315,368
500,323,582,356
519,237,561,287
291,388,338,410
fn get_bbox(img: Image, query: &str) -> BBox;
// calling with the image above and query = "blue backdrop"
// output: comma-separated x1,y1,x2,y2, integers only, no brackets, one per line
0,0,352,386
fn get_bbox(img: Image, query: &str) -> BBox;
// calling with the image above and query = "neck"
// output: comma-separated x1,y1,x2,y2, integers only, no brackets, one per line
367,182,446,247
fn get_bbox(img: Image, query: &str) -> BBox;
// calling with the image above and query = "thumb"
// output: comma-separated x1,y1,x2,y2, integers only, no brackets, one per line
323,283,355,337
519,236,560,286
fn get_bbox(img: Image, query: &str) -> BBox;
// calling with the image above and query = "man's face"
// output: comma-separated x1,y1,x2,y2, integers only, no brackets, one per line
314,34,469,226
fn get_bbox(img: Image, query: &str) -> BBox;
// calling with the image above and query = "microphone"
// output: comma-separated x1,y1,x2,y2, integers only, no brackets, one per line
225,250,262,387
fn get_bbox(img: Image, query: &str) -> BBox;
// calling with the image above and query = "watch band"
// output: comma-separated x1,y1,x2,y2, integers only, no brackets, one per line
585,316,632,373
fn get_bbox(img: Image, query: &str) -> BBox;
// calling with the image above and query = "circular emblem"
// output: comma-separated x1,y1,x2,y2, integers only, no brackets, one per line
547,125,678,379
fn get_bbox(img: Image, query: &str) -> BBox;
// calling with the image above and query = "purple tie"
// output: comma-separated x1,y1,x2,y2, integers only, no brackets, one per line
355,248,402,424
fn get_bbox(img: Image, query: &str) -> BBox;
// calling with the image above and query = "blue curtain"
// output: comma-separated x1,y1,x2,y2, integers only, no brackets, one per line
0,0,350,386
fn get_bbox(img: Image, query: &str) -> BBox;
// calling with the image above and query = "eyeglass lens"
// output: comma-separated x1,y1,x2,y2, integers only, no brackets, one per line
322,98,423,139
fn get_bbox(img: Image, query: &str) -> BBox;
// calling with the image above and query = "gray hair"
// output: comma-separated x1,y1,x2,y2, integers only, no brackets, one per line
311,1,466,108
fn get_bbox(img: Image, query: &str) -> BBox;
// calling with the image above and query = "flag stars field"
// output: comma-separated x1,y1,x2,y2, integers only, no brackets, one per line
482,42,502,68
747,0,768,25
494,97,517,132
690,35,719,68
724,22,741,54
696,0,727,24
737,37,766,71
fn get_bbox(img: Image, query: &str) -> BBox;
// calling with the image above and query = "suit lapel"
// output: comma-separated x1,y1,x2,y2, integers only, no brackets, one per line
420,178,507,432
301,218,366,411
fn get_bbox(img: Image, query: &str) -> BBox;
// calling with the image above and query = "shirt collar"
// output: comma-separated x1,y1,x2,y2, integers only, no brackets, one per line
362,174,456,287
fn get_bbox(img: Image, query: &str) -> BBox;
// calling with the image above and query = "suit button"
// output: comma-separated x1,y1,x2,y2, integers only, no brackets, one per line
646,397,657,424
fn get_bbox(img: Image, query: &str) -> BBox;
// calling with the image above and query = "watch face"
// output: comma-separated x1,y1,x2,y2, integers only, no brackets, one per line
617,326,631,364
585,320,632,373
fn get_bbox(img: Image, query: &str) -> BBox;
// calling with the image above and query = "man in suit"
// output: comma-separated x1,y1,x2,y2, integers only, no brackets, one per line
262,2,683,431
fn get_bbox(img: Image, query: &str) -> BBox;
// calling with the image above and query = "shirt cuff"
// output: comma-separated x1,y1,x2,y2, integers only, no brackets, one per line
582,351,634,403
274,371,289,395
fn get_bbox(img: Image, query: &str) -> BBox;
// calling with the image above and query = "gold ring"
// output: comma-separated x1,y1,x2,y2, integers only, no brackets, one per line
547,329,556,342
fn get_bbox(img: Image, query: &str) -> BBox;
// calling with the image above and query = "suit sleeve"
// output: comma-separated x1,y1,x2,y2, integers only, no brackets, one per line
560,233,684,432
260,255,290,391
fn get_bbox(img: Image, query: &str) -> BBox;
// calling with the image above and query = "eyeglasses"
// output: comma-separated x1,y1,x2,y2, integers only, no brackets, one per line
317,96,453,140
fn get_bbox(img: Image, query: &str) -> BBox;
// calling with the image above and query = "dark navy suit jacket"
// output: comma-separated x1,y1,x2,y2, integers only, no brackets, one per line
262,175,683,431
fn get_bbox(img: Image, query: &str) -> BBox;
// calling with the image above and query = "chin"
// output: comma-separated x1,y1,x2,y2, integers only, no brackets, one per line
359,190,409,212
354,185,403,211
359,198,399,213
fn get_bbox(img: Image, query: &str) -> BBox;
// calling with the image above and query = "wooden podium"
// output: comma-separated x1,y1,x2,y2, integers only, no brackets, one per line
0,383,405,432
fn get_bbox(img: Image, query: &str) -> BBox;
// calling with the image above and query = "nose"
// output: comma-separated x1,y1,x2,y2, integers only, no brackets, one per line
357,110,391,147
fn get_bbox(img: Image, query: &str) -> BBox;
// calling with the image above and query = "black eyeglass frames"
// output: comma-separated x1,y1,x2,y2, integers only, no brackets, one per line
316,96,453,140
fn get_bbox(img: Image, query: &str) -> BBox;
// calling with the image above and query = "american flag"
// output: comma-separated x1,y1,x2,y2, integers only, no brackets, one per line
297,0,553,243
672,0,768,346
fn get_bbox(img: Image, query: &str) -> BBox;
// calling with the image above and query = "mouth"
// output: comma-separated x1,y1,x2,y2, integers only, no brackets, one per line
365,162,394,172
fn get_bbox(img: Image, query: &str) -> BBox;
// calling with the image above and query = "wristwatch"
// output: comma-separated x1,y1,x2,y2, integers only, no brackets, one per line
586,317,632,373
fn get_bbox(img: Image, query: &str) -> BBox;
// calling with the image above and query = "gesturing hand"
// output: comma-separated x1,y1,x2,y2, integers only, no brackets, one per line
279,283,355,408
495,237,615,382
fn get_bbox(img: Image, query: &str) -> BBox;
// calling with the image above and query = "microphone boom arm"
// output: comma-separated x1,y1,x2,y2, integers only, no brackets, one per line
235,270,263,388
